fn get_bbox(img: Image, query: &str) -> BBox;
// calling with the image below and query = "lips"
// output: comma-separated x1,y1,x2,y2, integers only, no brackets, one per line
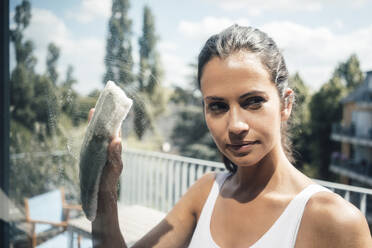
226,141,259,154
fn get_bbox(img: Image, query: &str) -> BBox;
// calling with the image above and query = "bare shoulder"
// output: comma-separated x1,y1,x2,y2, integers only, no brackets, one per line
132,172,218,247
185,172,218,216
165,171,217,222
299,190,372,247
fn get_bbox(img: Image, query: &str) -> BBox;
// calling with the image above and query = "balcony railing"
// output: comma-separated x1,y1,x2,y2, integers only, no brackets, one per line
331,123,372,147
120,148,372,223
120,148,225,213
330,156,372,175
330,156,372,186
355,91,372,106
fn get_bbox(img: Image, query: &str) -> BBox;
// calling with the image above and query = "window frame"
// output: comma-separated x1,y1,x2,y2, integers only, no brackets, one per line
1,0,10,247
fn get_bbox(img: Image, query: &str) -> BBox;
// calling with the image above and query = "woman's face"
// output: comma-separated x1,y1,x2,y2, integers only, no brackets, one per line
201,52,288,167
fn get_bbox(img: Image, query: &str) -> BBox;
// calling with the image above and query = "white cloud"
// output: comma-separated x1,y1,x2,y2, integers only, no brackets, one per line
66,0,111,23
333,19,344,30
22,8,105,94
260,21,372,89
205,0,369,15
158,41,192,87
179,16,250,41
158,41,178,52
206,0,323,14
178,17,372,90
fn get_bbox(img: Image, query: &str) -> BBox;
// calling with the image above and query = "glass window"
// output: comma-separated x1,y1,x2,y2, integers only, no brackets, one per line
3,0,372,247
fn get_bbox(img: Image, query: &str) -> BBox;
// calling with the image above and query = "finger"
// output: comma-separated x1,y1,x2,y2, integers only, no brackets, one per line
88,108,95,122
107,137,123,167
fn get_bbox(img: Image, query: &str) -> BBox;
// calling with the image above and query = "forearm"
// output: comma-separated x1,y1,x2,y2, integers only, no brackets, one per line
92,190,127,248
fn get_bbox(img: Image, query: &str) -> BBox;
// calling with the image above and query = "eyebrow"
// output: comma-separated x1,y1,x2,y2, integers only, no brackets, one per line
239,91,268,99
204,90,268,101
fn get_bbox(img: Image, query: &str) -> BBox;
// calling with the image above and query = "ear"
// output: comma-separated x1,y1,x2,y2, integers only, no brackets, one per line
281,88,294,122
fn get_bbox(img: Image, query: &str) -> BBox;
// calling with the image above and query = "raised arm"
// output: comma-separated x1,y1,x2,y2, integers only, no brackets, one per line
92,138,215,248
85,107,125,247
88,105,215,247
130,172,215,248
92,137,126,248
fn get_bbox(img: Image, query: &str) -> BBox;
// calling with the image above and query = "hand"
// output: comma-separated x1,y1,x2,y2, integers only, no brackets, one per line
88,108,123,194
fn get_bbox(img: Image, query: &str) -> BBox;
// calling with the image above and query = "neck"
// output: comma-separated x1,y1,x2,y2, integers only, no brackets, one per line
229,144,293,201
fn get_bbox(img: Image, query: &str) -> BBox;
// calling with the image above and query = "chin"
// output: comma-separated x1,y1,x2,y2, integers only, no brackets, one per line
225,151,266,168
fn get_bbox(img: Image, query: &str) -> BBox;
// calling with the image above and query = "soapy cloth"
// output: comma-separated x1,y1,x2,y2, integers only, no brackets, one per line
79,81,133,221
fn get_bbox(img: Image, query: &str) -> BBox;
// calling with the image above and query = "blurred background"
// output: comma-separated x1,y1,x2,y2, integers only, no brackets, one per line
3,0,372,247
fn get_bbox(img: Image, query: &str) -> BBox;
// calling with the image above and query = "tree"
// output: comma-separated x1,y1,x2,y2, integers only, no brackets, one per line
289,72,312,169
308,54,364,179
334,54,364,90
138,6,157,92
134,5,165,139
309,76,346,179
169,63,219,161
10,65,36,130
9,0,37,130
171,106,219,161
60,65,80,125
62,65,77,87
10,0,35,68
103,0,134,87
46,43,60,85
9,0,82,205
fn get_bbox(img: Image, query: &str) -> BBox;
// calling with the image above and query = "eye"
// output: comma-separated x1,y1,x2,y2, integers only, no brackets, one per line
242,96,266,110
207,102,229,113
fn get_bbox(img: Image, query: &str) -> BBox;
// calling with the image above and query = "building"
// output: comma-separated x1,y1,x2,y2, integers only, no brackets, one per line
331,70,372,186
330,71,372,225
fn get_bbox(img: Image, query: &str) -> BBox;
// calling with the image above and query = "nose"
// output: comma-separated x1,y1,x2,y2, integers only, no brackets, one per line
228,107,249,137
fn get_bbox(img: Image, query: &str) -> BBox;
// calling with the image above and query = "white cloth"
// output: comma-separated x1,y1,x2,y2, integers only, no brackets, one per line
188,172,331,248
80,81,133,221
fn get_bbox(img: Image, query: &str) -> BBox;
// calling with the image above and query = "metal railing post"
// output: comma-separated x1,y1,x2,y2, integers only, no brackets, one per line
360,193,367,215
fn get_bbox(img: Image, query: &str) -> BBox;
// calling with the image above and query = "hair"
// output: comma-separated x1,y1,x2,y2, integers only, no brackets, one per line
197,24,295,173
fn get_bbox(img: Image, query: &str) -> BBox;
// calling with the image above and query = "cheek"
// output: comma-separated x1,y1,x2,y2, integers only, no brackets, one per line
205,115,225,145
255,107,282,143
205,115,217,137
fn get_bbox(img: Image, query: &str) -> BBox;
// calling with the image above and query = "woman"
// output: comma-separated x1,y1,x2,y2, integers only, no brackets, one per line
91,25,372,247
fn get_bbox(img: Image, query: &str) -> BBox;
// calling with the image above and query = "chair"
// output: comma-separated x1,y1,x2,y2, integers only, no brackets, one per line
24,188,88,248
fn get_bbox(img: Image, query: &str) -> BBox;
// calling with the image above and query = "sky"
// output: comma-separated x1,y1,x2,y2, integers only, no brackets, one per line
9,0,372,95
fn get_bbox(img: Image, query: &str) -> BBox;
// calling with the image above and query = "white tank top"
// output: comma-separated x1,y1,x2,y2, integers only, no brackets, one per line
188,172,331,248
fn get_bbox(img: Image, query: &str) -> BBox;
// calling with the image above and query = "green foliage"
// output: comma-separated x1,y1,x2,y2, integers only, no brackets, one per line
290,54,364,179
10,64,36,130
170,63,219,161
69,94,98,127
171,106,219,161
46,43,60,85
32,74,60,136
138,6,157,92
14,0,31,29
103,0,134,86
60,66,79,123
289,72,312,168
135,5,165,139
334,54,364,90
62,65,77,87
170,86,201,106
8,0,94,204
309,75,346,179
133,94,152,139
9,119,80,204
306,54,364,179
10,0,35,67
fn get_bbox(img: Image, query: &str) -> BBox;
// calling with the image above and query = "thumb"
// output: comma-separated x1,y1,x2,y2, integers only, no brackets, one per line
107,137,122,165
